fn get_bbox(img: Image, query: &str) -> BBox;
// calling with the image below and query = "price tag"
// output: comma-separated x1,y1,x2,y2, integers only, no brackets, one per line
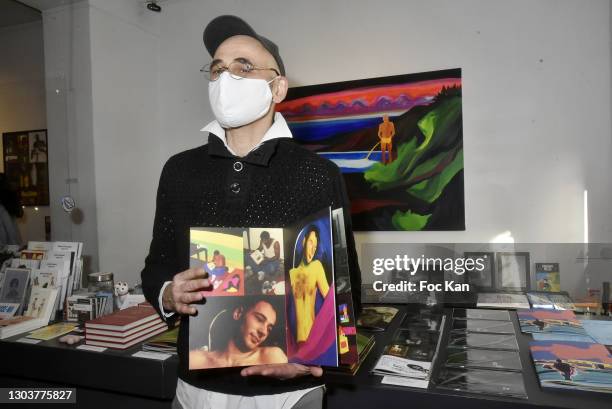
16,337,42,344
132,351,172,361
76,344,107,352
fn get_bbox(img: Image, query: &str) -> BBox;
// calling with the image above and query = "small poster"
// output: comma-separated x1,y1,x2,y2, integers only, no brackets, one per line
535,263,560,292
2,129,49,206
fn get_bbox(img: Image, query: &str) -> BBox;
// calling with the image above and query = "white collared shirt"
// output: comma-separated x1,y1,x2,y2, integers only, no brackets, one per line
200,112,293,156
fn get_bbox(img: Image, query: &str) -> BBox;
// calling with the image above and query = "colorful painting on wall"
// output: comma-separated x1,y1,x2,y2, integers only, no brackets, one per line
2,129,49,206
276,69,464,231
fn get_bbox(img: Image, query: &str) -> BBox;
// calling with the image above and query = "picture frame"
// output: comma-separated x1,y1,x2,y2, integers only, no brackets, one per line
0,268,31,306
496,252,530,292
2,129,50,206
463,252,495,291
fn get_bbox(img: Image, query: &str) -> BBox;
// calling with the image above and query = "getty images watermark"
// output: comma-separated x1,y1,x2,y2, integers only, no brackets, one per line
370,254,487,293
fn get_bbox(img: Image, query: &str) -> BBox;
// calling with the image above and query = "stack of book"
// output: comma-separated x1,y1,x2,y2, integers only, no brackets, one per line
142,327,179,354
85,304,166,349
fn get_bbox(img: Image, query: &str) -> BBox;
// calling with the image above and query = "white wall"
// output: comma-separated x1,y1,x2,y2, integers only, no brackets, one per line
0,21,50,243
41,0,612,286
154,0,612,259
42,2,99,272
88,0,162,282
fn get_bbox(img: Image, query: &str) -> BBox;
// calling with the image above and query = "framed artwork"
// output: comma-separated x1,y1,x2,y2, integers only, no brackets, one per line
0,268,30,305
463,252,495,291
535,263,560,292
496,252,530,292
276,69,464,231
2,129,49,206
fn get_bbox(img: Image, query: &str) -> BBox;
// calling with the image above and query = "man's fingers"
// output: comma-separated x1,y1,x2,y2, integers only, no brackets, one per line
178,291,205,304
177,267,207,281
241,365,275,377
310,366,323,377
176,303,197,315
184,278,211,292
241,363,318,380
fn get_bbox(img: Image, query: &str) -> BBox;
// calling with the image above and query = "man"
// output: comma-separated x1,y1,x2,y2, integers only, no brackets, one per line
248,230,281,281
5,278,20,302
190,299,287,369
378,114,395,164
141,15,361,409
204,249,228,287
289,226,330,343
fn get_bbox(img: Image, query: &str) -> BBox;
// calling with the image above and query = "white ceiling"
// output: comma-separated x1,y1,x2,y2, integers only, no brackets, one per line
0,0,41,28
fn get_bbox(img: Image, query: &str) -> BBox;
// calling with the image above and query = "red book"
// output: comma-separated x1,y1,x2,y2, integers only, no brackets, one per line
86,322,167,343
85,319,164,338
85,305,159,332
85,324,167,350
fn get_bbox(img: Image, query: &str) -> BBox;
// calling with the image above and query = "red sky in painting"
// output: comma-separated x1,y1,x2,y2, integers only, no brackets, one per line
531,342,612,362
519,310,580,322
277,78,461,115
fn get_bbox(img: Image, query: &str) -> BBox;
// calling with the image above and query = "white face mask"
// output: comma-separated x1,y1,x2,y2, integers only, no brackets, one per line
208,71,278,128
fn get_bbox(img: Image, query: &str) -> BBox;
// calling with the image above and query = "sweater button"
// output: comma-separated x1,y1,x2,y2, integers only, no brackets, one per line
233,161,243,172
230,182,240,193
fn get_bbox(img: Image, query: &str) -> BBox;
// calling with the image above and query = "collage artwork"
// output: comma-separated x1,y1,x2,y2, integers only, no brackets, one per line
187,208,357,370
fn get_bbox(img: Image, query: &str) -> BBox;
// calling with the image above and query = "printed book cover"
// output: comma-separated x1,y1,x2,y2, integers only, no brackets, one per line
189,207,353,369
518,309,586,336
357,306,399,330
535,263,560,292
332,208,358,366
530,340,612,394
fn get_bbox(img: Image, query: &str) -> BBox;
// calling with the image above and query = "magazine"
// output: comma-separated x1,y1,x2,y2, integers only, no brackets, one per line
188,207,353,369
527,291,575,311
518,309,587,336
530,340,612,394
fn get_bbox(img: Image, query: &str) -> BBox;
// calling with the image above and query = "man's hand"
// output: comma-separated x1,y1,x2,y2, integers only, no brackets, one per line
162,267,210,315
240,363,323,380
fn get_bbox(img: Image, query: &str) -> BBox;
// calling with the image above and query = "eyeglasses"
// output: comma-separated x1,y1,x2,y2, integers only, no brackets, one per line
201,60,280,81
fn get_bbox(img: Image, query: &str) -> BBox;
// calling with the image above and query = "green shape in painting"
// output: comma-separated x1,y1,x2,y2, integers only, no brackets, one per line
407,149,463,203
392,210,431,230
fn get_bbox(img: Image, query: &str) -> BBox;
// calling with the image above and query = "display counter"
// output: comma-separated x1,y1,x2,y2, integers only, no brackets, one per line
1,305,610,409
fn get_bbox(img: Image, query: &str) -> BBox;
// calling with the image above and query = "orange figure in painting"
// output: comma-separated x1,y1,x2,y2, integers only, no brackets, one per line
377,114,396,164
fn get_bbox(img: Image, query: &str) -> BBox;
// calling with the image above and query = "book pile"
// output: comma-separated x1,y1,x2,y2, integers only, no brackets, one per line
85,303,166,349
66,292,113,323
142,327,179,354
372,307,445,388
435,308,527,399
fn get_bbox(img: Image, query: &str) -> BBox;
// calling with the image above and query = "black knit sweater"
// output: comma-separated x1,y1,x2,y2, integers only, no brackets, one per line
141,134,362,396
